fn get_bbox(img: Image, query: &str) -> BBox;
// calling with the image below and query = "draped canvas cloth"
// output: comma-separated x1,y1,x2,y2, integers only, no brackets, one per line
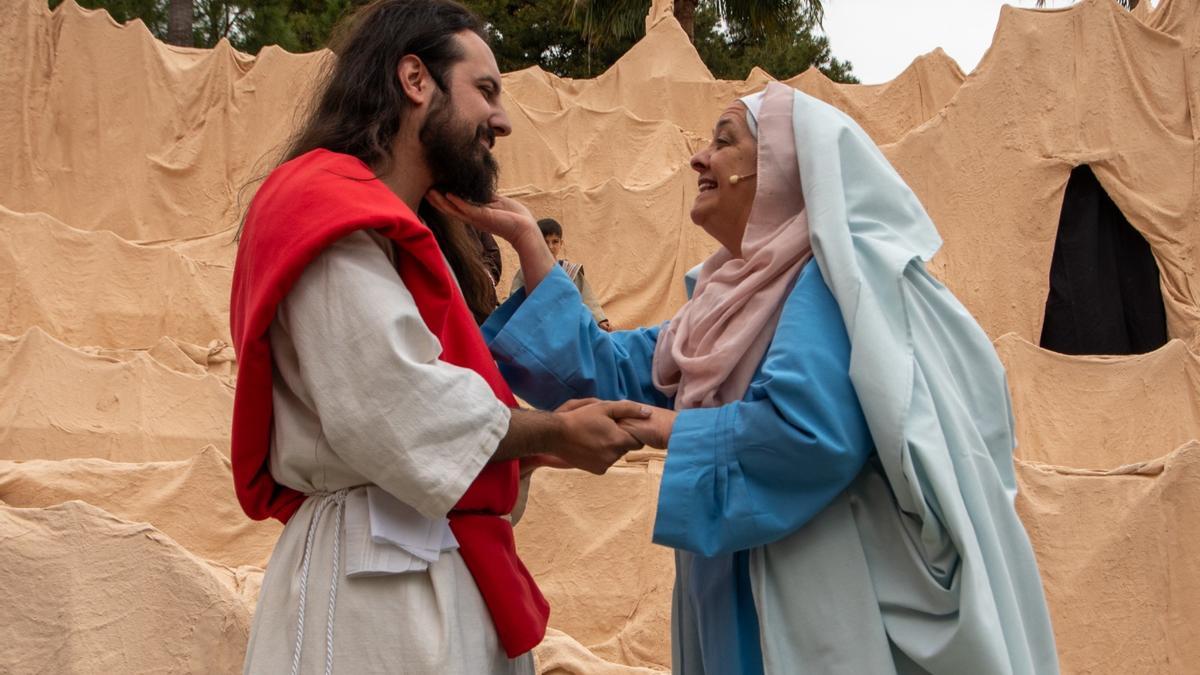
742,83,1057,673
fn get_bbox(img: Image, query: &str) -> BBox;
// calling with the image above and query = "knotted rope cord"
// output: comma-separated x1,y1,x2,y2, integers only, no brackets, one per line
288,489,348,675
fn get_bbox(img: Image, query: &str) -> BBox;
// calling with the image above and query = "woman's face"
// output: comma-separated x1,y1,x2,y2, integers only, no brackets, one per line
689,103,758,256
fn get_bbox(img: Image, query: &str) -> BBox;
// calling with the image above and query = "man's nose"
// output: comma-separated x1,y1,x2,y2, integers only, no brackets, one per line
491,109,512,137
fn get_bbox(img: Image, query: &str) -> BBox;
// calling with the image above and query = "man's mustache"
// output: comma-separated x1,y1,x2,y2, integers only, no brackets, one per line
477,126,496,149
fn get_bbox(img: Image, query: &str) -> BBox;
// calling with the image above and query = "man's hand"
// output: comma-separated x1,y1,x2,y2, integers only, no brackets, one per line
617,405,677,450
519,453,572,478
496,400,652,474
554,400,650,474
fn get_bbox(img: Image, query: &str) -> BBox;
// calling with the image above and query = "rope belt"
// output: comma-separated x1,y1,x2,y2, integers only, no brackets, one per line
290,489,348,675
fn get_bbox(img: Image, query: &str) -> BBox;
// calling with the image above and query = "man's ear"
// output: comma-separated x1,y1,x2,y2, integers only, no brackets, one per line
397,54,434,106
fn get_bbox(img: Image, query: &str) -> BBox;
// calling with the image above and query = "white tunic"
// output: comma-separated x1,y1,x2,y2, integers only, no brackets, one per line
243,230,534,674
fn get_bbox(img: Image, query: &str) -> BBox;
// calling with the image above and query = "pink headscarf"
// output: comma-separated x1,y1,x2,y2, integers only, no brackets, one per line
653,83,812,409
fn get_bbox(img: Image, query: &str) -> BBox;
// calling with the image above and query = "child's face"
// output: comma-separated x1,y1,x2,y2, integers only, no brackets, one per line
544,234,563,258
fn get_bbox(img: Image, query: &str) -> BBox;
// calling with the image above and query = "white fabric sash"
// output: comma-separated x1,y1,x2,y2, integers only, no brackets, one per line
343,486,459,577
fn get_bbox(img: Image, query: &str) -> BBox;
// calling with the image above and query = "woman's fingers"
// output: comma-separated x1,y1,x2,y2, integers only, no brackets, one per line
428,190,533,243
489,194,535,220
618,418,666,449
446,192,531,223
428,190,485,222
426,190,468,222
601,400,653,421
556,397,601,413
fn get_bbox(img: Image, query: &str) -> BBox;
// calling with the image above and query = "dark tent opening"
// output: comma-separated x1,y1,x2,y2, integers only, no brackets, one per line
1039,165,1168,355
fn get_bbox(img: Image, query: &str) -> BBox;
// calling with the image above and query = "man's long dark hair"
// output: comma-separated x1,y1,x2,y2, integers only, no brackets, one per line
256,0,499,320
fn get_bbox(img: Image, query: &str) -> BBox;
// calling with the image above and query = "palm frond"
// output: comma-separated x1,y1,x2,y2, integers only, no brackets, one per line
566,0,648,49
719,0,823,36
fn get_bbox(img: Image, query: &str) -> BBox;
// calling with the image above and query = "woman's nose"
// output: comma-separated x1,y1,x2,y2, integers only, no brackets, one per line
690,149,707,173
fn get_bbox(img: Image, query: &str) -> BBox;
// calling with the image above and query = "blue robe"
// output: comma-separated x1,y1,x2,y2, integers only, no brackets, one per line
484,260,874,675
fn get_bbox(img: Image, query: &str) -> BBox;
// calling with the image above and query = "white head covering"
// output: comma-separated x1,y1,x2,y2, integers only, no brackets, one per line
742,91,763,137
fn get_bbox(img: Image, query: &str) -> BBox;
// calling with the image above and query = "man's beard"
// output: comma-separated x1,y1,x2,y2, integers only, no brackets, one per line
420,93,498,204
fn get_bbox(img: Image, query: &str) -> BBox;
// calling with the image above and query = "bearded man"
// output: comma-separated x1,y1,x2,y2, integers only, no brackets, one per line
230,1,649,672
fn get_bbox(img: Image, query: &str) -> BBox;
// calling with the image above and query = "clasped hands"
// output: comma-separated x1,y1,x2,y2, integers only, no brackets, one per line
425,191,676,474
527,398,676,476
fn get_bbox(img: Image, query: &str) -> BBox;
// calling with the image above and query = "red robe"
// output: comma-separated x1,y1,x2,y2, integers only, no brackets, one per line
230,148,548,657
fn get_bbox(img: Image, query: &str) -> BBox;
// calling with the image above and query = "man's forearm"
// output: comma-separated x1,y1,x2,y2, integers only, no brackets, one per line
492,408,563,462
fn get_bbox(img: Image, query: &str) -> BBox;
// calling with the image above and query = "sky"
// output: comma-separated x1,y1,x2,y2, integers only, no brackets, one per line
819,0,1152,84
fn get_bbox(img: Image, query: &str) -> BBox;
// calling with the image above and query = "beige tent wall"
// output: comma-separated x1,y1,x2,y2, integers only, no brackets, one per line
0,209,232,347
784,49,966,145
1,0,1198,672
0,327,233,462
0,0,325,239
1015,442,1200,673
517,455,673,669
0,447,280,568
0,501,261,674
997,333,1200,468
885,0,1199,349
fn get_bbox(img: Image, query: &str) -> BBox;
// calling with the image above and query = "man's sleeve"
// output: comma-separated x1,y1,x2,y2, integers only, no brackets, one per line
276,230,509,519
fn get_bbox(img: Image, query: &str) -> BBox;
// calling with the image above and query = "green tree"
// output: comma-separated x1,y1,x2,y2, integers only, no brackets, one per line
693,2,856,81
166,0,191,45
49,0,167,34
469,0,853,81
50,0,363,52
232,1,363,53
48,0,640,75
47,0,854,82
467,0,638,78
569,0,823,45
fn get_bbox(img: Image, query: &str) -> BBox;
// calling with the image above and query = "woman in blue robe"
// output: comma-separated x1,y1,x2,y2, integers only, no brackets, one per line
430,83,1058,675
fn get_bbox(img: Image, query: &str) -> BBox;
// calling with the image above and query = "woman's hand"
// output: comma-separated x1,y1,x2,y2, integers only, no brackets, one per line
427,191,538,246
617,405,677,449
554,400,649,474
520,398,623,477
429,190,556,292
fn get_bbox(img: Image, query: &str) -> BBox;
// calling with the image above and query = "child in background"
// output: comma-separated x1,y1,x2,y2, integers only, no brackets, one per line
510,218,612,331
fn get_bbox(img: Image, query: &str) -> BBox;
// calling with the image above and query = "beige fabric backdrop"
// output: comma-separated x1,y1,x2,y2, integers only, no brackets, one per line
1,0,1198,672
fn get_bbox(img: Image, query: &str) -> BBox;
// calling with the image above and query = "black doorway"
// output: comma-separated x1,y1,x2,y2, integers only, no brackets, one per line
1039,165,1168,355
